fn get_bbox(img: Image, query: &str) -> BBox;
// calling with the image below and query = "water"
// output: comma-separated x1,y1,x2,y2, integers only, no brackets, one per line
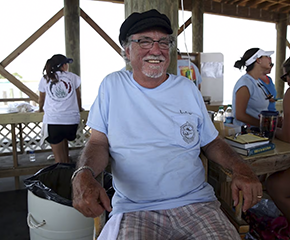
28,150,36,162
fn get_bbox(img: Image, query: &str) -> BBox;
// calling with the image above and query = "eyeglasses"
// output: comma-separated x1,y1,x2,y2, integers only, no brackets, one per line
280,71,290,82
131,37,172,50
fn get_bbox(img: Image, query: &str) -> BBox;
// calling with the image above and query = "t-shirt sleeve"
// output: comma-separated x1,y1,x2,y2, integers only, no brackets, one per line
235,76,253,95
38,77,46,93
73,73,81,89
86,79,108,135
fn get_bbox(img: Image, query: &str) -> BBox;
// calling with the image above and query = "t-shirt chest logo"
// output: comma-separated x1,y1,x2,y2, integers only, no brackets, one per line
180,121,195,143
47,78,73,101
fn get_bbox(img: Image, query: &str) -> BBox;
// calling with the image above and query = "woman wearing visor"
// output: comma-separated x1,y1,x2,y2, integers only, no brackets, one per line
38,54,83,163
232,48,275,127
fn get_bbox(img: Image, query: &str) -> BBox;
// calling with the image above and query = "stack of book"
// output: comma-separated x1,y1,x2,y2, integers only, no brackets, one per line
224,133,275,156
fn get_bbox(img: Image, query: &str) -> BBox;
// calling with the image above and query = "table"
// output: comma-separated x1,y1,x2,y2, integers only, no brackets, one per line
208,138,290,237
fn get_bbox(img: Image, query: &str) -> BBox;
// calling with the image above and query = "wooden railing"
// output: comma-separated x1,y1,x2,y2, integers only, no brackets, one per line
0,111,90,188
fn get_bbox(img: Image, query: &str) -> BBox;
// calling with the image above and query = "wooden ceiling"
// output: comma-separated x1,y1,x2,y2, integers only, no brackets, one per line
214,0,290,14
97,0,290,25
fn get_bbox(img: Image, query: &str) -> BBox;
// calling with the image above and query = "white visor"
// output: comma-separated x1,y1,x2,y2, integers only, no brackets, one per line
245,49,274,66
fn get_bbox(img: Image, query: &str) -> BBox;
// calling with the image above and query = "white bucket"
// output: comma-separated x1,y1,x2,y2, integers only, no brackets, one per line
27,190,94,240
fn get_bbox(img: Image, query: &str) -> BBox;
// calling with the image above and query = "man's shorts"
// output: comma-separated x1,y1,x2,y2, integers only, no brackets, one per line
116,201,241,240
46,124,78,144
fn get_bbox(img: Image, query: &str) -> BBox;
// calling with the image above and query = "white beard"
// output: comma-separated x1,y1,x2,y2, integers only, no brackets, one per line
142,65,164,78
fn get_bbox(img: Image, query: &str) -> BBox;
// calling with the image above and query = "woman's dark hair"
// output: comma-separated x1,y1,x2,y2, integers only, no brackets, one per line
43,54,68,83
282,57,290,73
234,48,259,72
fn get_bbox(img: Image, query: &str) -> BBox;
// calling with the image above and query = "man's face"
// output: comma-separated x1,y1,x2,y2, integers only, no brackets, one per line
125,29,171,80
259,56,272,74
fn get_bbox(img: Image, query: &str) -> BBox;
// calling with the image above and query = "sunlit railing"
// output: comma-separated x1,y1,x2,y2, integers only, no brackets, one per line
0,111,90,155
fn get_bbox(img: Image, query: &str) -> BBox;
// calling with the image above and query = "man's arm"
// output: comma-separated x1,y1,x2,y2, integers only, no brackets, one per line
72,129,112,217
201,136,262,212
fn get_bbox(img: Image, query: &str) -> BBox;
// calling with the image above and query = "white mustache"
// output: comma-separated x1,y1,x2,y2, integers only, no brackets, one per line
143,56,165,62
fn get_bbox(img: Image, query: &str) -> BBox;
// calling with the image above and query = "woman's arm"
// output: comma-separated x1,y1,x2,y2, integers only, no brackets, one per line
76,87,84,112
275,89,290,143
235,86,260,127
38,91,45,112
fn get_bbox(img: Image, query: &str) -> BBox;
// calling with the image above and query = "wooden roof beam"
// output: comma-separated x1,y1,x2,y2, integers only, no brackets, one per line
257,1,277,9
96,0,289,25
235,0,249,6
0,65,39,102
245,0,266,8
266,0,290,6
225,0,242,4
268,3,285,12
178,17,192,36
244,0,290,8
204,0,282,23
80,9,122,56
280,6,290,13
220,0,232,4
0,8,64,68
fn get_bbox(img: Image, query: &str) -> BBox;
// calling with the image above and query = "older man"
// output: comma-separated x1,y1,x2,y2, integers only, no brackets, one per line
72,9,262,239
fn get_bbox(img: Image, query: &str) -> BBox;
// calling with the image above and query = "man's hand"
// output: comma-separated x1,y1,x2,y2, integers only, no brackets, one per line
72,170,112,218
231,170,262,212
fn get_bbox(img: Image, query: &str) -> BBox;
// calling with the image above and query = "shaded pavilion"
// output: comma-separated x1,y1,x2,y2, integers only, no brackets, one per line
0,1,290,239
0,0,289,105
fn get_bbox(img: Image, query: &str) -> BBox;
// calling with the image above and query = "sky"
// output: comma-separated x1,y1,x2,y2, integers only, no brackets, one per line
1,0,290,109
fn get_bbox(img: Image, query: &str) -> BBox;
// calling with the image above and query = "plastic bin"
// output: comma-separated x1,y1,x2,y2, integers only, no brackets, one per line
24,163,94,240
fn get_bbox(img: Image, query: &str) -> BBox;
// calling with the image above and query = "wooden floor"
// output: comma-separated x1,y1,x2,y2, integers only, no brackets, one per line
0,149,82,240
0,189,29,240
0,148,82,191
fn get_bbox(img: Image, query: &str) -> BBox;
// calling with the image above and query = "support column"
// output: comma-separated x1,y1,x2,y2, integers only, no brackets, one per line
191,0,204,53
64,0,80,77
124,0,179,74
275,15,288,98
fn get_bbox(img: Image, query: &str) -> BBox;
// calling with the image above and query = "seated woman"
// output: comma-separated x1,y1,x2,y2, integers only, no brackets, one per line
266,57,290,224
232,48,274,128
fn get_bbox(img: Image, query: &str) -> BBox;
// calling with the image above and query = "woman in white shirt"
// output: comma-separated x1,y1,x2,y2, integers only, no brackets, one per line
232,48,274,127
38,54,83,163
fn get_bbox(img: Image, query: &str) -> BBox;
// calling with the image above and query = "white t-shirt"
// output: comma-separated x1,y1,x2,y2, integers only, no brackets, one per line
87,70,218,216
38,71,81,124
177,59,203,87
232,73,268,126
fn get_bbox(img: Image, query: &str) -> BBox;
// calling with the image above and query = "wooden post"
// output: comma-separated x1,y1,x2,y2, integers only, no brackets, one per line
191,0,204,53
64,0,80,77
275,15,288,98
11,124,20,189
3,91,7,105
9,88,14,98
124,0,179,74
